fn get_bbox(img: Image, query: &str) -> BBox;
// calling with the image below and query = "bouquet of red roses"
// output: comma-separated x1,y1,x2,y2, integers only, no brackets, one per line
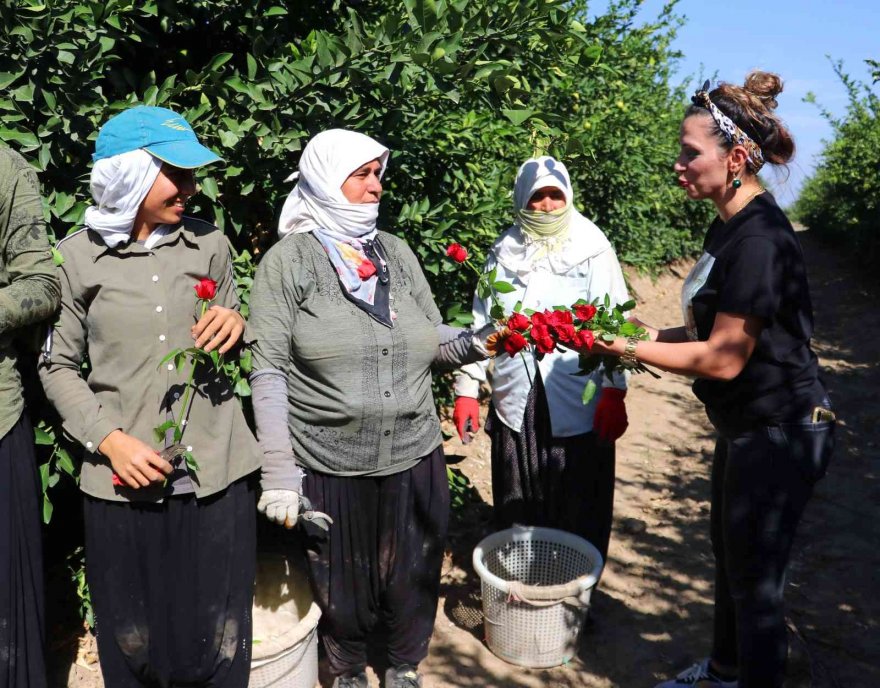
446,243,658,404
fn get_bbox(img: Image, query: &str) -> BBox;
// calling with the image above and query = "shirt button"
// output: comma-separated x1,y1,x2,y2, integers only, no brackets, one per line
382,348,389,356
166,363,174,371
384,391,391,398
85,441,93,450
384,430,391,436
152,275,159,282
159,334,166,342
156,306,163,313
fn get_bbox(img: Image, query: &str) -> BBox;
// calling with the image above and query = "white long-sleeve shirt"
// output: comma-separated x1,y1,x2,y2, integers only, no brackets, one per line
454,218,629,437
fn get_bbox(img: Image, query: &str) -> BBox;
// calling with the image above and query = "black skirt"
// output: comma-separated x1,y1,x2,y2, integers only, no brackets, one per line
486,373,616,560
0,413,47,688
83,474,257,688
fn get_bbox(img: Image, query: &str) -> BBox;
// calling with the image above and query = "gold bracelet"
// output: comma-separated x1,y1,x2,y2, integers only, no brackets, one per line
621,336,640,368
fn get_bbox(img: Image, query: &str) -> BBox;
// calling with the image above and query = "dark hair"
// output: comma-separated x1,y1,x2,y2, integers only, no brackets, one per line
686,70,795,174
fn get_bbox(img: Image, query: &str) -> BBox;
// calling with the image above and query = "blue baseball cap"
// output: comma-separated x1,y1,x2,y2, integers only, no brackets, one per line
93,106,222,168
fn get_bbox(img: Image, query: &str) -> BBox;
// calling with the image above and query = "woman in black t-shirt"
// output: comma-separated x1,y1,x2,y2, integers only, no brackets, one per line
583,72,835,688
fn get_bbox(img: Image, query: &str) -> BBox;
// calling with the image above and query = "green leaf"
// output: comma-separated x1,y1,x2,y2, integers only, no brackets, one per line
208,52,234,71
234,377,251,397
43,496,54,524
0,129,39,148
153,420,176,442
492,280,516,294
489,303,506,320
34,427,54,445
501,108,536,126
0,72,24,90
581,379,597,405
39,463,50,491
158,348,184,368
56,448,76,477
265,6,288,16
201,176,219,201
184,451,200,472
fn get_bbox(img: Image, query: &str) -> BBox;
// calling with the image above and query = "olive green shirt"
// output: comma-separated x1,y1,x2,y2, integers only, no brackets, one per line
39,217,262,502
248,231,443,476
0,146,61,439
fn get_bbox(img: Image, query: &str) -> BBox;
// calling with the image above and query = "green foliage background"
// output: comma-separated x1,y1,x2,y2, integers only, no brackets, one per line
2,0,713,623
793,60,880,271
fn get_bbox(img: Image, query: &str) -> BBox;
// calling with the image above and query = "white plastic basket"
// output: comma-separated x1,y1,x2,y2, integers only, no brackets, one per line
472,526,604,668
250,552,322,688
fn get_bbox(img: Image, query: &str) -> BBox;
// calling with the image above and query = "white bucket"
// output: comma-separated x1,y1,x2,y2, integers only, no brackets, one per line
472,526,604,668
250,552,321,688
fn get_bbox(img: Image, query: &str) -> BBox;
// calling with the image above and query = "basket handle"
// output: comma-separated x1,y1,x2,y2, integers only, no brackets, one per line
505,579,592,608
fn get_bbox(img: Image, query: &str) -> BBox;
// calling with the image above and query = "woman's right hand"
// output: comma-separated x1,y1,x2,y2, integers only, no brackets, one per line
99,430,173,489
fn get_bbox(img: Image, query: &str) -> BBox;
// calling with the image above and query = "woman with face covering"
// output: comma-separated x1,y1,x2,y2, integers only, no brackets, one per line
248,129,492,688
452,156,630,561
584,72,835,688
39,106,262,687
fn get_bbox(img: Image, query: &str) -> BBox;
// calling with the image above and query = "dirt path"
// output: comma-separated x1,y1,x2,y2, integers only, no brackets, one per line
59,229,879,687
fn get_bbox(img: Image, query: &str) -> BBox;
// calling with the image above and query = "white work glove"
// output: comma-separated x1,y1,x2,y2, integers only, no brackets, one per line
257,489,301,529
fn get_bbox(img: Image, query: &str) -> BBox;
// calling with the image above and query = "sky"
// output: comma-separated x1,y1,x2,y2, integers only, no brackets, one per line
589,0,879,206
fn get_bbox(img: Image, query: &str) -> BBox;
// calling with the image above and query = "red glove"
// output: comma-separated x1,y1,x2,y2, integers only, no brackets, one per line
593,388,628,443
453,396,480,443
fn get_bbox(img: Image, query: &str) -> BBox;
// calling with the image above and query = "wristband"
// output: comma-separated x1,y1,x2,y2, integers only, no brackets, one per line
621,336,640,368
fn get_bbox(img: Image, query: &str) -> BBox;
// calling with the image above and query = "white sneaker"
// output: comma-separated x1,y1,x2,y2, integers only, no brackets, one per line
654,658,738,687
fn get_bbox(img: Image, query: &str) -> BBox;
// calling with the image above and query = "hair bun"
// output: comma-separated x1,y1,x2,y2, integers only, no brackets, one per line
744,70,783,110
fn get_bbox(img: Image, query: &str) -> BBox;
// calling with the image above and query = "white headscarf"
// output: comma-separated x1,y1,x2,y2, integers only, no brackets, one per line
494,156,610,280
278,129,389,239
513,155,573,209
84,149,163,248
277,129,391,307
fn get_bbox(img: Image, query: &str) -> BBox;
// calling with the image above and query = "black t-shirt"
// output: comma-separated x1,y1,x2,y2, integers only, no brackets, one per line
685,192,824,429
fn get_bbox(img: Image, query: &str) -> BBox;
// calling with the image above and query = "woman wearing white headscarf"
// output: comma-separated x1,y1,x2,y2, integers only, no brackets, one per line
453,156,630,561
248,129,491,688
39,106,262,687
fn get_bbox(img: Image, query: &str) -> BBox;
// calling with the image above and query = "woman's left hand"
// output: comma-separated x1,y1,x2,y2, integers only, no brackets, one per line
588,337,624,356
192,306,245,354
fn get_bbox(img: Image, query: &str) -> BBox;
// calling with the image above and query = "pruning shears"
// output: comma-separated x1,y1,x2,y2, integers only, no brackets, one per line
286,495,334,532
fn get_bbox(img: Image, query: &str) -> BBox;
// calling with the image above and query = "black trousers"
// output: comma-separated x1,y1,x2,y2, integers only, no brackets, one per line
0,414,46,688
300,447,449,677
83,475,257,688
487,374,616,560
709,413,834,688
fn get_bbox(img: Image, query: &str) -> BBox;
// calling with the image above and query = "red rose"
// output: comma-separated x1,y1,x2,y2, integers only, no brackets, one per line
446,243,469,263
503,331,529,356
574,304,597,322
530,311,549,328
357,259,377,280
507,313,530,332
530,323,556,354
553,323,576,344
548,309,573,327
575,329,595,350
194,278,218,301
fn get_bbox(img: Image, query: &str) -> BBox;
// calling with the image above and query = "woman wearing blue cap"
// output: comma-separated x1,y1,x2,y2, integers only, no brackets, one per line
39,106,262,687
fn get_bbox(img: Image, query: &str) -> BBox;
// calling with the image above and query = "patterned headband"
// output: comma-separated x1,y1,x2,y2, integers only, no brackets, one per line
692,80,765,171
